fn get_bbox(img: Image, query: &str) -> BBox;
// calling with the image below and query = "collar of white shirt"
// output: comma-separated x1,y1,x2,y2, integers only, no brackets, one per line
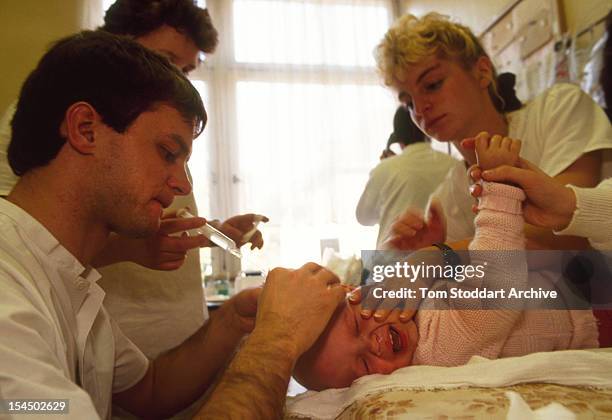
0,197,101,312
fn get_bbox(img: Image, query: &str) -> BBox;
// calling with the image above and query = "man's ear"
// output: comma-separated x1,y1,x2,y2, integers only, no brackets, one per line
59,102,101,155
474,56,494,89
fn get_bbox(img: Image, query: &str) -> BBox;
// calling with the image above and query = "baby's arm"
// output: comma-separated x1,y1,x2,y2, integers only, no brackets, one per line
470,182,526,250
472,131,524,249
417,133,531,364
416,181,528,365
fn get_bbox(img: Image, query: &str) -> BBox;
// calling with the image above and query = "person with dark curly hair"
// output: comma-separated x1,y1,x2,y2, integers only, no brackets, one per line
101,0,218,74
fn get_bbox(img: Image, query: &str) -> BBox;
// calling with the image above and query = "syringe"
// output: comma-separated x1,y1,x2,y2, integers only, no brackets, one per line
177,209,242,259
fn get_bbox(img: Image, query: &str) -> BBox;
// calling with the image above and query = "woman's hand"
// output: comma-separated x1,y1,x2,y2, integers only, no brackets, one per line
218,214,269,250
480,158,577,230
462,150,577,230
348,285,417,323
348,245,443,323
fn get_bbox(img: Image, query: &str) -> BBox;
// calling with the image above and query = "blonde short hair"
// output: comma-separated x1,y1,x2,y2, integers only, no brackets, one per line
375,13,505,111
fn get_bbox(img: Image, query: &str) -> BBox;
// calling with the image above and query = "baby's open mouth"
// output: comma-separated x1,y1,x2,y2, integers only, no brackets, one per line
389,326,402,353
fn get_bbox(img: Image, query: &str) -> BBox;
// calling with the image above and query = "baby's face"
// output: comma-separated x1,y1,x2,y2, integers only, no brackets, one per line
294,300,418,390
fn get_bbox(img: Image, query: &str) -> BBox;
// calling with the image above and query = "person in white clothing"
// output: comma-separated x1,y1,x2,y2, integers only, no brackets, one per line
356,12,612,322
356,105,456,248
465,11,612,251
0,0,267,368
421,82,612,247
0,31,345,419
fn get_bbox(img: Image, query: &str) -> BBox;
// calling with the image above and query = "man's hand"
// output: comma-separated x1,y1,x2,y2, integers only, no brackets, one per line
94,212,210,270
218,214,269,250
382,200,446,250
254,263,346,358
221,287,262,334
192,264,345,419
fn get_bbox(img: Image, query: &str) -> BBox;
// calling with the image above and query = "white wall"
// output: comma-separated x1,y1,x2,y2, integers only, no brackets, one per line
564,0,611,34
400,0,610,35
399,0,516,35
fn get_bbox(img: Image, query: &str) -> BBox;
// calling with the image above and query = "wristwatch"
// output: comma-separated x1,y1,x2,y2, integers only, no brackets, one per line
432,243,461,267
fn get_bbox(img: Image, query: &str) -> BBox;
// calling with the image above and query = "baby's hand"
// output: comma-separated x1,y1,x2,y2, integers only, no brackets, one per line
474,132,521,171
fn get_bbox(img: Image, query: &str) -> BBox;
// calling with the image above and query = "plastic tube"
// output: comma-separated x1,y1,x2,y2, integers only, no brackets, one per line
177,209,241,259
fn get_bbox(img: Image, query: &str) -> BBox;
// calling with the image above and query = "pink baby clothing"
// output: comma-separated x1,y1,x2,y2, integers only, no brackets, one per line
413,182,598,367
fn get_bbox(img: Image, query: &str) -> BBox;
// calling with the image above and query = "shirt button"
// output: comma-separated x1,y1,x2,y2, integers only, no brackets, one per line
76,280,88,291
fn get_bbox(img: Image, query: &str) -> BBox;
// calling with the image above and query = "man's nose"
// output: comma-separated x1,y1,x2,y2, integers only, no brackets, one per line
168,164,192,196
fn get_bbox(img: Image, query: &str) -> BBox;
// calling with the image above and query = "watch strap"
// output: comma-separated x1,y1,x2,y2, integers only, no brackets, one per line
432,242,461,267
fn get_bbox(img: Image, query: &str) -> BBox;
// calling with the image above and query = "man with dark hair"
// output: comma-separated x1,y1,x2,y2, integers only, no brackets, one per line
0,30,344,419
0,0,259,372
356,106,456,248
9,31,207,175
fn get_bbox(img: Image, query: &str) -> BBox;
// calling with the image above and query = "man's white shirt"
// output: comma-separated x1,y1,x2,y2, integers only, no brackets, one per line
0,199,149,419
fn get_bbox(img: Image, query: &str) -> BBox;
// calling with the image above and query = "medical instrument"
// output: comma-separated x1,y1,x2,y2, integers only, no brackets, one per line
177,209,242,259
241,214,265,243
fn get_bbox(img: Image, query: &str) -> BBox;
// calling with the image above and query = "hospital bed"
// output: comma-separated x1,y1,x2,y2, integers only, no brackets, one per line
285,348,612,419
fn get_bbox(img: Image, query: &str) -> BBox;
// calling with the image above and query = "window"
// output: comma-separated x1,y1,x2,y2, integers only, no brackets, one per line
102,0,400,272
232,0,389,67
190,0,398,272
102,0,115,12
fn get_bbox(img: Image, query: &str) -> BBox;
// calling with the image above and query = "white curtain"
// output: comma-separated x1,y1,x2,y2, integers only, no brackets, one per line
78,0,105,29
190,0,400,271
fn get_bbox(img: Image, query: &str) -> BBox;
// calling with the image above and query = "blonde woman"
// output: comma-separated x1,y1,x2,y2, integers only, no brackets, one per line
356,13,612,322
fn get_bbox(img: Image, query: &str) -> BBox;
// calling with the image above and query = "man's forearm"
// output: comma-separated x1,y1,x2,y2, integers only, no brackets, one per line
195,328,297,419
151,305,245,412
114,304,246,418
